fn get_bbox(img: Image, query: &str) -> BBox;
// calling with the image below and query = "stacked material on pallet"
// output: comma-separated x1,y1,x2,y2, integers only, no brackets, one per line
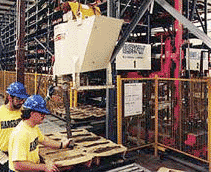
39,129,127,168
47,84,106,121
53,105,106,121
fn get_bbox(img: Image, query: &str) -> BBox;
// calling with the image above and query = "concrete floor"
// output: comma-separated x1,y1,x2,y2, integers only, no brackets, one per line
39,115,66,134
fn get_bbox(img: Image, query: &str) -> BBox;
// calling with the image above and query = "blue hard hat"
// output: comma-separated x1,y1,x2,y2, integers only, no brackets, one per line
23,95,50,114
6,82,29,99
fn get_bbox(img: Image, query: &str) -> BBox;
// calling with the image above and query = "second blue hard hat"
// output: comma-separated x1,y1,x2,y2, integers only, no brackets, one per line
6,82,29,99
23,94,50,114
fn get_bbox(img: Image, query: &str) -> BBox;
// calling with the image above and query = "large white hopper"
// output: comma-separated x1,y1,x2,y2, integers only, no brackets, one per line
53,23,77,76
53,15,124,76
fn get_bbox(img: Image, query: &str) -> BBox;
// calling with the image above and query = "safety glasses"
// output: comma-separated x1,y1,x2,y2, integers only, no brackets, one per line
16,97,26,102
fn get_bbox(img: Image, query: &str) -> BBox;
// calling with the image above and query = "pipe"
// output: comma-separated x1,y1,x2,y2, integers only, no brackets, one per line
62,83,72,138
117,75,122,144
168,155,208,172
160,35,164,69
179,47,182,78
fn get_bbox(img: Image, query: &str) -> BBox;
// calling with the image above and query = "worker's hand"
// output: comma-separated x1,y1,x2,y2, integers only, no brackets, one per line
45,161,59,172
61,137,74,149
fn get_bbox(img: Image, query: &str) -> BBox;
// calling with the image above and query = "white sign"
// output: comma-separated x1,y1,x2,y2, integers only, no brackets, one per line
124,83,143,117
186,48,208,71
116,42,151,70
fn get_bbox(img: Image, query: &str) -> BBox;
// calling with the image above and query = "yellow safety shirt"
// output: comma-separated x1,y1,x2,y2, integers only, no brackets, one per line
9,120,44,171
0,105,22,152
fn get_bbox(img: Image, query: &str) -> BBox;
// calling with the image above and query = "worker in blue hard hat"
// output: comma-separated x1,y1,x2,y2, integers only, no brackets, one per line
0,82,29,171
8,94,71,172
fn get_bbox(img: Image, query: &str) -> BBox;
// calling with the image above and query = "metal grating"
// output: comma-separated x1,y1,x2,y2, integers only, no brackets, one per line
107,163,152,172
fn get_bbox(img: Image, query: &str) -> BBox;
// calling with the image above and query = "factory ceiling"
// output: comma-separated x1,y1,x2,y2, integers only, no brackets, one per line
0,0,211,31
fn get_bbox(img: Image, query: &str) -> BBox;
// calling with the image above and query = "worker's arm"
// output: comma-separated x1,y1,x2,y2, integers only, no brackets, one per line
13,160,59,172
40,136,71,149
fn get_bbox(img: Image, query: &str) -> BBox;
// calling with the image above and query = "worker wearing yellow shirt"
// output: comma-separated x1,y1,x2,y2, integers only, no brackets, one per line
8,94,71,172
0,82,29,171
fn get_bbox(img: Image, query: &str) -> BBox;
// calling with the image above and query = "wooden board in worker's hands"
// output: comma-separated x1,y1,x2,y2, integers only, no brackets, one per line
42,149,93,167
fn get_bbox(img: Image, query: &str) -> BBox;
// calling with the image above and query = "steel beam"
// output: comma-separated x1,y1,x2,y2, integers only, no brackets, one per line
115,0,121,19
110,0,154,63
204,0,208,34
155,0,211,49
107,0,114,17
107,0,120,18
62,83,72,138
189,0,197,20
195,8,206,33
16,0,25,84
120,0,132,17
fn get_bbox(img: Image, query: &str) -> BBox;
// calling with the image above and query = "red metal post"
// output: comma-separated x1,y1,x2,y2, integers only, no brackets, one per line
173,0,183,130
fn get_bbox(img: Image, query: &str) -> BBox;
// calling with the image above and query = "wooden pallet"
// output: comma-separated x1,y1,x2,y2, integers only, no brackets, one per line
40,129,127,168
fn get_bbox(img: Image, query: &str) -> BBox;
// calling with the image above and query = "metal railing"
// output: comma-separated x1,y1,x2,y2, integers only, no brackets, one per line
0,71,51,97
117,75,211,170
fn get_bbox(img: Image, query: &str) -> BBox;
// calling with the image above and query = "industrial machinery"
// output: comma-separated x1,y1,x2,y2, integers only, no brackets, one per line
0,0,211,171
110,1,210,169
51,1,211,166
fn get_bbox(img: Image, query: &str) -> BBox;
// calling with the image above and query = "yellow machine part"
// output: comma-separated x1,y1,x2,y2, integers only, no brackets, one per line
68,2,101,19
